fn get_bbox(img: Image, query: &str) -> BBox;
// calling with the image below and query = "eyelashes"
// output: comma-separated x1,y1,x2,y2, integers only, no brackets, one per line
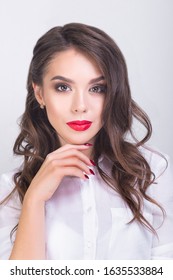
54,84,71,92
54,83,107,94
89,85,107,93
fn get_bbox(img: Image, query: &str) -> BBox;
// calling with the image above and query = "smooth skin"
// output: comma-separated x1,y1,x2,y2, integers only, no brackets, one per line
9,49,106,259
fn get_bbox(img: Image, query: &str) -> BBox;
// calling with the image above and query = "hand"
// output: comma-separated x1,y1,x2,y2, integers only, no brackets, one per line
24,144,94,203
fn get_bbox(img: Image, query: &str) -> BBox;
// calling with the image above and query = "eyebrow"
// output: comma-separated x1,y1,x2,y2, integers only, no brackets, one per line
50,75,105,84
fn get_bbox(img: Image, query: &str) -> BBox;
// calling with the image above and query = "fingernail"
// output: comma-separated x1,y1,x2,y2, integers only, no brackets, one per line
89,169,95,175
90,160,96,166
84,143,93,146
84,174,89,179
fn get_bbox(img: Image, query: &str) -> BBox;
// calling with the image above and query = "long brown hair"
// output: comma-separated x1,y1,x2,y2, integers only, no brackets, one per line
4,23,165,233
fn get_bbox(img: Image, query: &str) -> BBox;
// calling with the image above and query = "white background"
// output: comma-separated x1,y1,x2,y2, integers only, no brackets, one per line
0,0,172,174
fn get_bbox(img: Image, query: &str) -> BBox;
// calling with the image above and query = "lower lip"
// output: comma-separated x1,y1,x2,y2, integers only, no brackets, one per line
67,123,92,131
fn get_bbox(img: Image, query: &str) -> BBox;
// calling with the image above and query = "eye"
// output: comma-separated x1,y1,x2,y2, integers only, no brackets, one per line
89,85,107,94
55,83,71,92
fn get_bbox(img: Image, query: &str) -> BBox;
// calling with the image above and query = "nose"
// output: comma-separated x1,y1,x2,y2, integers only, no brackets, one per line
71,91,88,113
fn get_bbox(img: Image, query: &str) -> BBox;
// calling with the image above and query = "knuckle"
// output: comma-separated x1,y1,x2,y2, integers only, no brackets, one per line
49,159,58,170
46,153,53,161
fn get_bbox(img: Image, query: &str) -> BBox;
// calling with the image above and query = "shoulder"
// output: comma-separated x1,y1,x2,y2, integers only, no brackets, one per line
140,146,173,201
0,169,21,226
138,145,170,178
0,170,21,260
0,169,19,201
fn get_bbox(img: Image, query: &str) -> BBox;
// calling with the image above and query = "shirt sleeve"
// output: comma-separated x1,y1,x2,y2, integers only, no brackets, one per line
151,154,173,259
0,171,21,259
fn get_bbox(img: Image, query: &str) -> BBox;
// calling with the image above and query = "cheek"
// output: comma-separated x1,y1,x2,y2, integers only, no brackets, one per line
94,98,105,119
44,94,69,113
45,101,63,122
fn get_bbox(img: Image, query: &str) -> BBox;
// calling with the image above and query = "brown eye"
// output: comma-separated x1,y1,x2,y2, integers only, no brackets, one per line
89,85,107,93
55,84,71,92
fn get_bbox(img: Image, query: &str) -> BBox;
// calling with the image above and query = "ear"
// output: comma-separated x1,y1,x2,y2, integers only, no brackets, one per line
32,82,45,106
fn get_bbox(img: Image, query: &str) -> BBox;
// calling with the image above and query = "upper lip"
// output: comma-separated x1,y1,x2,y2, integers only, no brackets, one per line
67,120,92,125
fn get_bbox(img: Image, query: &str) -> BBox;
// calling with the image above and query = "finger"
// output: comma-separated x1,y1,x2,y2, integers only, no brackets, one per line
55,149,92,166
59,166,90,180
46,147,93,166
54,143,92,154
55,157,92,175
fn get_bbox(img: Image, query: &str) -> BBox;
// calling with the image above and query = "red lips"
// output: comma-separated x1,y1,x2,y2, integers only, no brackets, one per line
66,120,92,131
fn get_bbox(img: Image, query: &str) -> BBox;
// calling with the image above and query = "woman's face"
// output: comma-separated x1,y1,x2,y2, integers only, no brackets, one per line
34,48,106,146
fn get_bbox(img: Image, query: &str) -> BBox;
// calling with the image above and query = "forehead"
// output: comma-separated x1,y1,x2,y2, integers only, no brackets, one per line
44,48,103,80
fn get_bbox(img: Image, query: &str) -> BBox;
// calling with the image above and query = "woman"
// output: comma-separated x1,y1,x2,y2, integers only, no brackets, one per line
0,23,173,260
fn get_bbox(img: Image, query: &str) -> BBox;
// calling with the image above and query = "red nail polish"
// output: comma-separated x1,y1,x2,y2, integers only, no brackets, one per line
84,174,89,179
89,169,95,175
90,160,96,166
84,143,93,146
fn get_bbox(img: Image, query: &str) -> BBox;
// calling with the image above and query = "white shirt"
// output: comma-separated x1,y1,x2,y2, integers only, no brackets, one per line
0,147,173,259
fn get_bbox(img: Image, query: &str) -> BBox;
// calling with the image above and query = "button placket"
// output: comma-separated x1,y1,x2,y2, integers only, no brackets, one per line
80,176,98,259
